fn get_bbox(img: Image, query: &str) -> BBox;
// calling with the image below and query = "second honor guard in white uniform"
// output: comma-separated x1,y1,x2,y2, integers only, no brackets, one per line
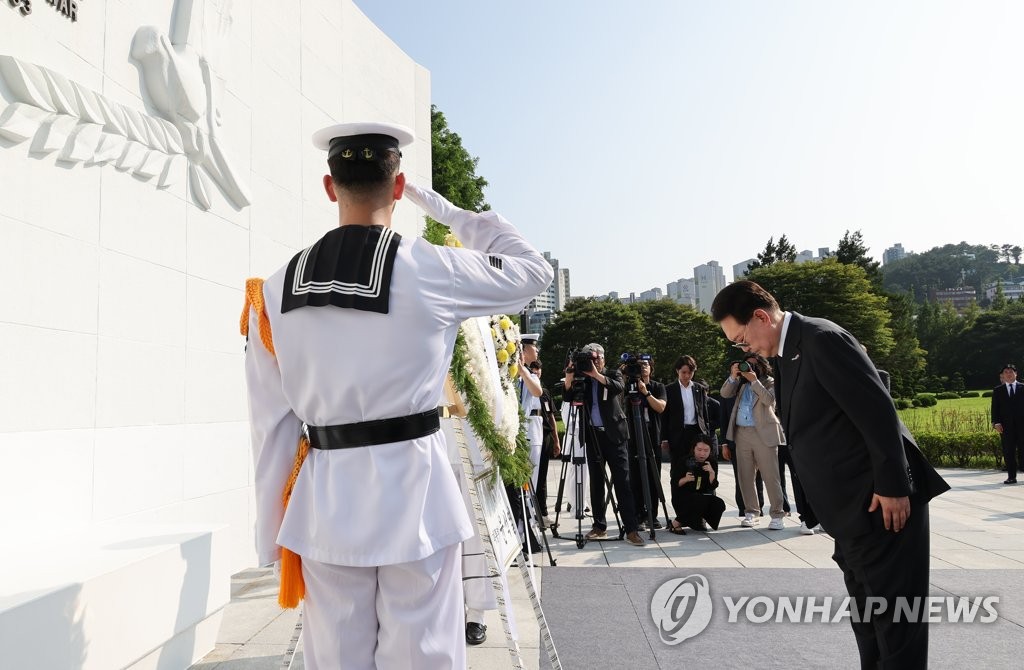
519,334,544,487
244,122,552,670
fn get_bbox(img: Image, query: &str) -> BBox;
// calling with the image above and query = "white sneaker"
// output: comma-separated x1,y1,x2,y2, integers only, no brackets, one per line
799,522,815,535
768,517,785,530
741,513,757,527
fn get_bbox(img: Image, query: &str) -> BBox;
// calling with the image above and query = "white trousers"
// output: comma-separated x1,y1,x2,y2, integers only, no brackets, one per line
526,415,544,488
301,544,466,670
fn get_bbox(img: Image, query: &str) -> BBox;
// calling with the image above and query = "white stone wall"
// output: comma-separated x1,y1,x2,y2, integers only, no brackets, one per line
0,0,431,573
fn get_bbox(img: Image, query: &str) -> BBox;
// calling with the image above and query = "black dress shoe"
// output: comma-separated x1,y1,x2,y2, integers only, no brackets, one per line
1004,478,1018,485
466,622,487,645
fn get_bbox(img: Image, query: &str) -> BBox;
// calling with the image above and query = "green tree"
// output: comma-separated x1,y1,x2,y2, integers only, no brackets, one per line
748,235,797,272
538,298,645,388
915,299,974,382
424,105,490,244
877,291,926,397
991,281,1007,311
629,300,727,383
960,300,1024,387
746,259,895,357
430,105,488,212
835,229,882,286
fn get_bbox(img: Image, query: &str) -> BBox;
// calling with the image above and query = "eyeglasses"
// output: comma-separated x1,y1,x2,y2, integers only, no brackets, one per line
727,325,750,349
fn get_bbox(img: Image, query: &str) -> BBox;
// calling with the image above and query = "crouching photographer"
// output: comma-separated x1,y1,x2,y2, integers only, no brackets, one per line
668,435,726,533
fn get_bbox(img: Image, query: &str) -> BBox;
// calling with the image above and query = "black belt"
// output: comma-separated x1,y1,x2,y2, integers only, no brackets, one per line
529,410,541,416
684,424,699,429
308,409,441,450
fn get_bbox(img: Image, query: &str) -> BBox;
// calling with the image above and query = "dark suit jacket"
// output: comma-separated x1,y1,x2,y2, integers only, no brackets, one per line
776,313,949,540
661,380,713,450
991,381,1024,437
564,368,629,444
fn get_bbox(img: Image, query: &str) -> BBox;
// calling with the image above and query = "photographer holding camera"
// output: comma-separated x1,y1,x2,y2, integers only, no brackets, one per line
621,356,667,529
564,343,645,546
721,354,787,530
669,434,726,533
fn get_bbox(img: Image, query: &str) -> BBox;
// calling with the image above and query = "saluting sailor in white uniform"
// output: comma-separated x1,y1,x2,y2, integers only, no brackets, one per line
244,121,552,670
518,334,545,487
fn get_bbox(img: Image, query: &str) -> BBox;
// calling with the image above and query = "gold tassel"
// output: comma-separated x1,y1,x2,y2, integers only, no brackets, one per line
278,435,310,608
240,278,305,607
239,278,275,356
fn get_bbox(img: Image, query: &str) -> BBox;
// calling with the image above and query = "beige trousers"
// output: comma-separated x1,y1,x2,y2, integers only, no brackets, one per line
734,425,786,519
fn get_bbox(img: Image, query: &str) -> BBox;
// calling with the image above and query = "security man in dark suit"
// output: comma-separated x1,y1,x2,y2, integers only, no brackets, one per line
564,342,645,546
712,281,949,670
992,363,1024,484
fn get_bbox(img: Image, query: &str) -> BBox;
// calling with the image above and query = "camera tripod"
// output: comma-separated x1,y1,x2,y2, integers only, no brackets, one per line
625,378,670,540
549,389,625,548
515,477,557,566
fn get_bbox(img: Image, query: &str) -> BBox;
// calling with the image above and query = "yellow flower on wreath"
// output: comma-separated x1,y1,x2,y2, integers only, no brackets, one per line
497,349,509,364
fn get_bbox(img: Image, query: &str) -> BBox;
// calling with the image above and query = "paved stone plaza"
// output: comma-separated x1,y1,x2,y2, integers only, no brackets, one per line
191,466,1024,669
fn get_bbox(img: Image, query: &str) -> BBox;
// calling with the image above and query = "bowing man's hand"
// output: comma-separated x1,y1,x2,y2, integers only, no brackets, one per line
868,494,910,532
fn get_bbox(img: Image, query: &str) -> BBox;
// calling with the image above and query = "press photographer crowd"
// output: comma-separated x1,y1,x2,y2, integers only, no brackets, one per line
537,345,802,545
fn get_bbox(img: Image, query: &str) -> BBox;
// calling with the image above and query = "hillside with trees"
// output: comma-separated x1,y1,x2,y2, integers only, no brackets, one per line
882,242,1022,305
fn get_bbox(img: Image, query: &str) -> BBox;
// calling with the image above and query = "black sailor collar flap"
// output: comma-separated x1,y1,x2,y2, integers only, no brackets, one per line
281,225,402,315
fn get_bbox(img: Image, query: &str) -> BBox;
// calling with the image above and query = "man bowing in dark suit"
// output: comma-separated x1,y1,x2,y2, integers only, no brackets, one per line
711,280,949,670
991,363,1024,484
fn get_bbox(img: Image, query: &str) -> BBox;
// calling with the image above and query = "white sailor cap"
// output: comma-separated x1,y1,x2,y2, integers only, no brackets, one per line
521,333,540,345
312,121,415,161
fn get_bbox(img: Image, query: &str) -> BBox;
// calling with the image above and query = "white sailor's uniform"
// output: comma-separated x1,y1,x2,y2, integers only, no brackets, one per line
520,372,544,487
245,183,552,669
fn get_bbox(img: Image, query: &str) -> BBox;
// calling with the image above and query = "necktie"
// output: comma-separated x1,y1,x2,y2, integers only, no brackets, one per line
1011,384,1016,398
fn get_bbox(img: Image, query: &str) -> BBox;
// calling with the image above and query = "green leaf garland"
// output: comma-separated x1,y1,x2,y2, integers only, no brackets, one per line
451,327,532,486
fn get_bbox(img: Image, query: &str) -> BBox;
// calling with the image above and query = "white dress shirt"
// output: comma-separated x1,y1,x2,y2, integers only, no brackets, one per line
680,382,696,425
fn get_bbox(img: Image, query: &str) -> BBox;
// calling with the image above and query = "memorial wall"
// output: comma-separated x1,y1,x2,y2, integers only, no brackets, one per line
0,0,429,616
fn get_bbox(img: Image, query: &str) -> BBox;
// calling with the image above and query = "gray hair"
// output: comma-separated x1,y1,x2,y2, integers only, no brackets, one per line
581,342,604,356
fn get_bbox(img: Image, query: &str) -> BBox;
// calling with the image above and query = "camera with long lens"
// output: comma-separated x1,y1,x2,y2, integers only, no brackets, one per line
733,359,753,383
620,352,652,381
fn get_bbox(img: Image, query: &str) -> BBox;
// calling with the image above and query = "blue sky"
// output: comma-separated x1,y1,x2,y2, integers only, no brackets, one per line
357,1,1024,297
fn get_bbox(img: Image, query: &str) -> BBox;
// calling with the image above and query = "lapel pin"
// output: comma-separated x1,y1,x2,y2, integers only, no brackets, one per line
790,353,800,361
